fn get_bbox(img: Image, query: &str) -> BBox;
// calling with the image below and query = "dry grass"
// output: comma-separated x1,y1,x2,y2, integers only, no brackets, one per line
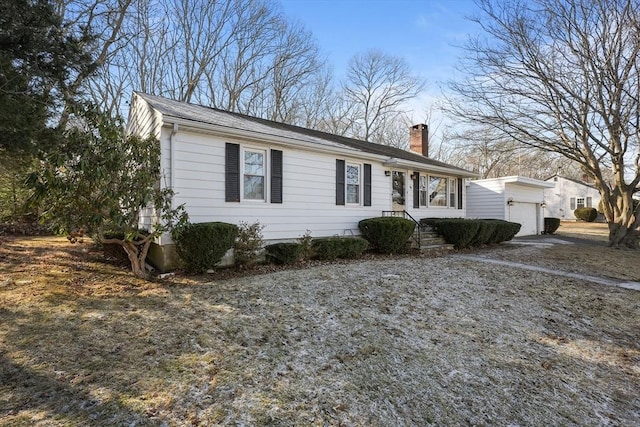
1,230,639,426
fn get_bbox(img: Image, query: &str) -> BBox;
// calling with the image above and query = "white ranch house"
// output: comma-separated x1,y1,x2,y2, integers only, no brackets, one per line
127,93,476,271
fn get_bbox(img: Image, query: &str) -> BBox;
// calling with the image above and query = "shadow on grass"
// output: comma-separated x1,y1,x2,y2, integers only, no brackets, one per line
0,351,154,426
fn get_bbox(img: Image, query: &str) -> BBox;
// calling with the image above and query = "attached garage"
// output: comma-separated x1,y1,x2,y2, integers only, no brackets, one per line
466,176,555,237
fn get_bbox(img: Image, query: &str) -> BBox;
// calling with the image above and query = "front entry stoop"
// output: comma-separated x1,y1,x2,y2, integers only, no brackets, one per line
411,226,454,253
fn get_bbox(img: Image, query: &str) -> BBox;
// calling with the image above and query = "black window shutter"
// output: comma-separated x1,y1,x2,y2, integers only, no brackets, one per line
413,172,420,209
270,149,283,204
457,178,463,209
336,159,345,205
225,143,240,202
363,163,372,206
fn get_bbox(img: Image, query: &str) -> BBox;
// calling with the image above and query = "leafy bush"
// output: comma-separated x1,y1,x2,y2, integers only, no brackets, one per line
265,242,303,265
358,217,415,254
543,217,561,234
234,221,264,270
312,237,369,260
172,222,237,273
485,219,521,243
298,229,314,260
435,219,480,249
574,207,598,222
470,220,498,246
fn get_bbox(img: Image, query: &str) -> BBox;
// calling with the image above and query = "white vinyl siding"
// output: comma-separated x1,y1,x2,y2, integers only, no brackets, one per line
167,129,387,240
543,176,601,219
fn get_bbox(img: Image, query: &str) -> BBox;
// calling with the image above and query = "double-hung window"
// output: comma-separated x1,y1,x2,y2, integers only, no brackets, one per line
346,163,361,204
243,149,266,200
419,176,428,206
225,143,282,203
336,160,371,206
449,178,457,208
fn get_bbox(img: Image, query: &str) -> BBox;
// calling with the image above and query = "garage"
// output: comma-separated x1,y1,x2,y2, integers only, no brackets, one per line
508,201,539,236
466,176,555,237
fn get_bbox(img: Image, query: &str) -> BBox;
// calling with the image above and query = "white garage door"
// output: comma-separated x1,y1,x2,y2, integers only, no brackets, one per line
508,203,539,236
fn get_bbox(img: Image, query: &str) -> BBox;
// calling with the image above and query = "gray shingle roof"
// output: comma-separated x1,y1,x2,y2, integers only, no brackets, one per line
136,92,475,176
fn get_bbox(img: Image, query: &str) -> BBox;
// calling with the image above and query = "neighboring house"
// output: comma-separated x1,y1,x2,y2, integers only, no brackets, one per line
543,175,601,220
466,176,555,236
127,92,476,271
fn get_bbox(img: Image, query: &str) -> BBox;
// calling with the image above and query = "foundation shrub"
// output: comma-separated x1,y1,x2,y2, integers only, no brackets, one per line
543,217,561,234
435,219,480,249
312,237,368,260
172,222,237,273
265,242,303,265
358,217,415,254
486,219,521,243
574,207,598,222
470,220,498,246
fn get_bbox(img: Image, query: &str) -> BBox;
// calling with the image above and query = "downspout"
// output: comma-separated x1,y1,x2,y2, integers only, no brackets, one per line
169,123,179,210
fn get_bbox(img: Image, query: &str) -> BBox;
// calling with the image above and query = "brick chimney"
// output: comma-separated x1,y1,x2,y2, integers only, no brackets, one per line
410,124,429,157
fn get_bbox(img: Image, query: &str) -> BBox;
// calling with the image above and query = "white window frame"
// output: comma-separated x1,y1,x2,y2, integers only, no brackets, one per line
242,148,267,202
346,162,361,205
576,197,585,209
448,178,457,208
419,175,428,207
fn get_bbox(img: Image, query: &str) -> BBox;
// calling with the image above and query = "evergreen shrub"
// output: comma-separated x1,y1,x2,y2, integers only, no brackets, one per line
435,219,480,249
265,242,302,265
574,207,598,222
543,217,561,234
486,219,521,243
470,220,498,246
312,237,369,260
172,222,237,273
358,217,415,254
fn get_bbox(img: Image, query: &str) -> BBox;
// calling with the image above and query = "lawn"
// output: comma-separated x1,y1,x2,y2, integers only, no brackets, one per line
1,226,639,426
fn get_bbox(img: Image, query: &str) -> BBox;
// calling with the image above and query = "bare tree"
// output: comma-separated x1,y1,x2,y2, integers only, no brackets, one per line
442,126,584,179
342,50,425,143
447,0,640,248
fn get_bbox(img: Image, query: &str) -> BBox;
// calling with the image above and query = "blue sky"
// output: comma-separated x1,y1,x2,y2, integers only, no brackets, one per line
279,0,483,117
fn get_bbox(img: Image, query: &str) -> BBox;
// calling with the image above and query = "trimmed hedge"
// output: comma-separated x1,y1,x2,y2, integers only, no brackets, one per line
265,242,303,265
172,222,238,273
358,217,415,254
574,207,598,222
470,220,498,246
435,219,480,249
485,219,521,243
543,217,561,234
431,218,521,248
312,237,368,260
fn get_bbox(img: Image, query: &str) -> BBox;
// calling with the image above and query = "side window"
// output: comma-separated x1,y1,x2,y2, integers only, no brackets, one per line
449,178,457,208
243,149,266,200
419,176,428,206
346,163,361,204
336,160,371,206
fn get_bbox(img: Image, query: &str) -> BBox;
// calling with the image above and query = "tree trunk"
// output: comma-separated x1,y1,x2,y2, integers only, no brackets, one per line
608,222,639,249
121,240,150,280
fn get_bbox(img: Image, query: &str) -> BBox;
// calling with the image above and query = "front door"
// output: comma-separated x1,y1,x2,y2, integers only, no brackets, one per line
392,171,405,211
